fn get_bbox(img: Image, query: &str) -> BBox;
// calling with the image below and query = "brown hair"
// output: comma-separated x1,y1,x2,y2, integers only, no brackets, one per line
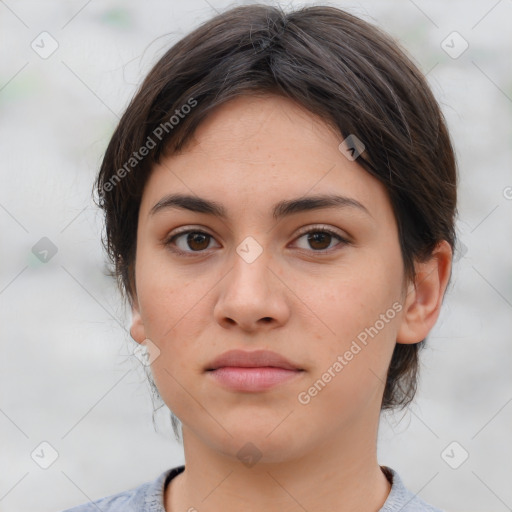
94,4,457,423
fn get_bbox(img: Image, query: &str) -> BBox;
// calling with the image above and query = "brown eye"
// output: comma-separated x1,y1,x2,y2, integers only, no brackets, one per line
165,226,349,258
165,230,219,255
184,232,211,251
293,228,349,253
306,231,333,250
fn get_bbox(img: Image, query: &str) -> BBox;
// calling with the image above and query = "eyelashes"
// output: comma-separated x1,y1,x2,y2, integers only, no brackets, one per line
163,225,350,258
293,227,349,252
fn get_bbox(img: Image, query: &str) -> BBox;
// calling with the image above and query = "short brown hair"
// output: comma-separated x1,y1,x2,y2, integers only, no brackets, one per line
94,4,457,415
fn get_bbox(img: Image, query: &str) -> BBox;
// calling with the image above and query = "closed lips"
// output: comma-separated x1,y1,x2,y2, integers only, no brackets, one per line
205,349,303,371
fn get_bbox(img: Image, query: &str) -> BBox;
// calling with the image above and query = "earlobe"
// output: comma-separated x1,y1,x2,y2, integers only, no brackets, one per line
130,296,146,345
396,240,452,345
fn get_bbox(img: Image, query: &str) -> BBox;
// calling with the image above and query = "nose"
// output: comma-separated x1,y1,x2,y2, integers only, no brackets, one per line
213,244,290,332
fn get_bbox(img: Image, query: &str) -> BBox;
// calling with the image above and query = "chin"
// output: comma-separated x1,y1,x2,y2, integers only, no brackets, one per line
211,425,309,464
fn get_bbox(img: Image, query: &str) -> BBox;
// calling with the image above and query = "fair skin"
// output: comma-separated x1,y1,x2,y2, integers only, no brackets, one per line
130,94,452,512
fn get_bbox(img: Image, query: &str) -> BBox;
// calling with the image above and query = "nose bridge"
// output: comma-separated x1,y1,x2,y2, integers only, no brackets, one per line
214,233,289,330
231,234,273,293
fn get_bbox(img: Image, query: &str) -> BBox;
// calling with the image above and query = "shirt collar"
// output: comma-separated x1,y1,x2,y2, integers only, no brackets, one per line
140,465,437,512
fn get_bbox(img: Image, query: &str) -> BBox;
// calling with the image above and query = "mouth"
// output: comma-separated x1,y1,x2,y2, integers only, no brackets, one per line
205,349,304,392
205,349,302,372
206,366,304,392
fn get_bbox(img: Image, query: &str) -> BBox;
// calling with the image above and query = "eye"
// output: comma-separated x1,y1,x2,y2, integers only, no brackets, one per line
164,225,350,257
164,229,219,256
292,226,350,253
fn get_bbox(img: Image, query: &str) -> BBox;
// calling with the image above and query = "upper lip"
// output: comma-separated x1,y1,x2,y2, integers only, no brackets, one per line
205,349,302,371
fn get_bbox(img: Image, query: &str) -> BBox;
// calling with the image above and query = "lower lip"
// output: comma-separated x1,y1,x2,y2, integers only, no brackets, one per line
207,367,303,392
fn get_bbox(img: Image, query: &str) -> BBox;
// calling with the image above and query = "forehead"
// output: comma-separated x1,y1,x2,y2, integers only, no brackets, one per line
139,94,393,225
183,93,340,160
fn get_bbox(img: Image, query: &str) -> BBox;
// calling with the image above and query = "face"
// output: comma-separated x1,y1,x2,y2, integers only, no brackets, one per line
131,94,409,463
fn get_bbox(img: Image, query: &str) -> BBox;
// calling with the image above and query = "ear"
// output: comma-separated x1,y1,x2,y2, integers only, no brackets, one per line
396,240,452,344
130,293,147,345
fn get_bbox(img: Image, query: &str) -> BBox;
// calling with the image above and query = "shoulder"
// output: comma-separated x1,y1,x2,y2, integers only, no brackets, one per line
380,467,444,512
60,466,185,512
60,487,140,512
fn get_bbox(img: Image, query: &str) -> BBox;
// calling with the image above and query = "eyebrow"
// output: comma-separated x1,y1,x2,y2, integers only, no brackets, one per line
149,193,372,220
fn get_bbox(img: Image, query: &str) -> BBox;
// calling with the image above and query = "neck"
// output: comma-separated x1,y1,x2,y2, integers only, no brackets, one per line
166,414,391,512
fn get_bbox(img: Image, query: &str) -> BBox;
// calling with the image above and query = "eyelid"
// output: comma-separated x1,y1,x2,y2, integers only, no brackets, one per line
163,223,351,256
293,223,349,241
166,223,349,240
163,225,217,246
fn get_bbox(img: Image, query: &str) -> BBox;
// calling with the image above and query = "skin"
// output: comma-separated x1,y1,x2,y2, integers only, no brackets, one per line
130,94,452,512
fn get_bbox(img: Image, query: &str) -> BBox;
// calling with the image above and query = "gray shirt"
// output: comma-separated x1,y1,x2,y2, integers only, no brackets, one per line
61,465,443,511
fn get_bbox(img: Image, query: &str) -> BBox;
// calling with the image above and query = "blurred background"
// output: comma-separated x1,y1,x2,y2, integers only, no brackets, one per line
0,1,511,511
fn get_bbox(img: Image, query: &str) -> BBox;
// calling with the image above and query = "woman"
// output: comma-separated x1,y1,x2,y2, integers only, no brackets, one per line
63,4,456,511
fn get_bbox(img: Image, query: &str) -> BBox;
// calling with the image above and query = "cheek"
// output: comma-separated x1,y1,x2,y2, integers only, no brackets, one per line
296,292,399,427
296,258,401,393
135,244,203,335
134,256,206,391
295,256,401,343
